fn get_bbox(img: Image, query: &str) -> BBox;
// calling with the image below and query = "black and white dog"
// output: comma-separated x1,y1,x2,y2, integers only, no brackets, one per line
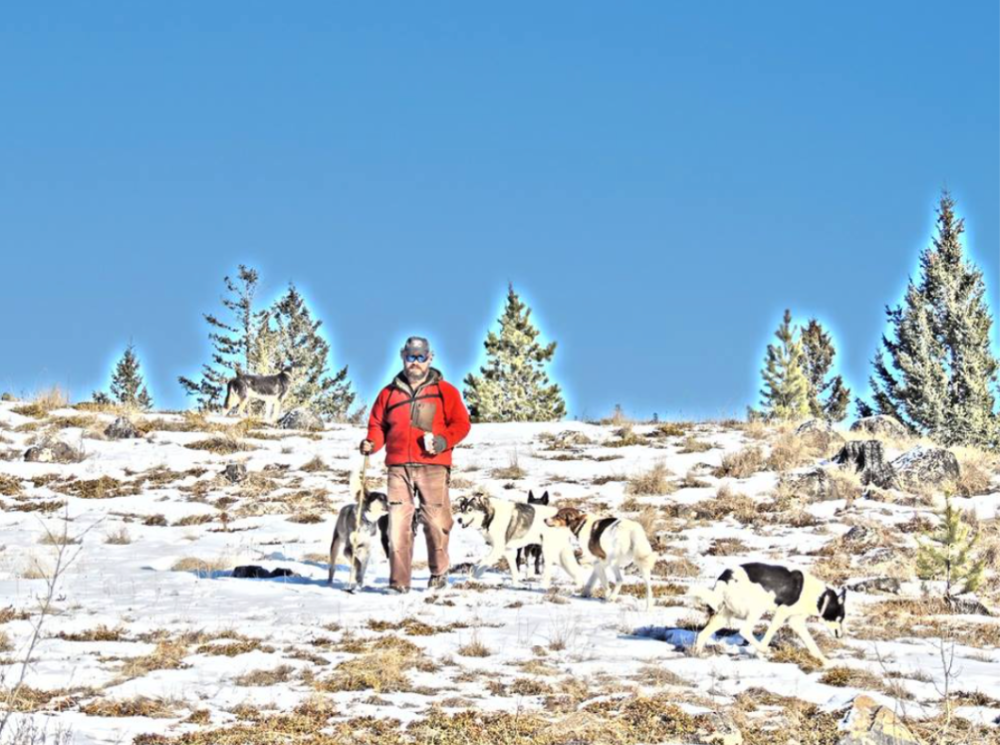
515,490,549,576
224,368,294,423
693,562,847,666
328,469,389,592
454,493,585,589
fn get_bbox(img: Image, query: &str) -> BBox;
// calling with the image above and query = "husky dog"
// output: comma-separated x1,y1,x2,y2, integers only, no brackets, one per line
516,490,549,576
328,469,390,592
454,493,585,589
224,368,293,423
693,563,847,666
544,507,658,611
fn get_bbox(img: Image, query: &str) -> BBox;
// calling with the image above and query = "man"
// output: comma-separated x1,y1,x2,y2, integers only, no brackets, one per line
361,336,471,594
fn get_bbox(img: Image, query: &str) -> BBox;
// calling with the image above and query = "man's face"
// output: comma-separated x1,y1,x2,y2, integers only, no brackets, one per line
403,351,432,381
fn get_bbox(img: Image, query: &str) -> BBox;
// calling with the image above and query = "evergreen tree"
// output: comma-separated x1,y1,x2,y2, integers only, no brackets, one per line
916,498,986,599
270,283,357,421
463,284,566,422
178,265,269,410
800,319,851,421
96,342,153,410
755,309,811,422
867,192,999,448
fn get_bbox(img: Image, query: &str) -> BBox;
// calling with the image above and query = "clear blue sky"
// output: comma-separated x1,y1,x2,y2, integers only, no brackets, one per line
1,3,997,420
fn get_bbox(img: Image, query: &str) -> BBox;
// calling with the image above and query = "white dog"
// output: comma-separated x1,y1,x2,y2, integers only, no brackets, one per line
454,493,585,589
544,507,658,610
693,562,847,666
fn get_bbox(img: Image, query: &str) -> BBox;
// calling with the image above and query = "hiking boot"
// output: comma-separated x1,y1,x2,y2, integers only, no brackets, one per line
427,574,448,591
385,585,410,596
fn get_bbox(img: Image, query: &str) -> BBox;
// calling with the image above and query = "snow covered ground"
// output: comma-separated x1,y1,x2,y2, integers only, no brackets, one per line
0,403,997,744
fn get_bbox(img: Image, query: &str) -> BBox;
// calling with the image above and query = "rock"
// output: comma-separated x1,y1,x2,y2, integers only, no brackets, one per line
796,419,846,452
700,713,743,745
104,416,140,440
890,446,960,493
784,466,862,502
838,694,924,744
833,441,898,489
277,408,325,432
222,463,248,484
843,525,877,546
850,415,910,440
848,577,902,595
0,393,14,402
24,441,81,464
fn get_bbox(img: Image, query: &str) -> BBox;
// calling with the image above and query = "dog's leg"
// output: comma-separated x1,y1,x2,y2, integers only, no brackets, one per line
759,606,793,650
694,613,729,654
504,548,522,587
473,546,505,579
581,566,600,598
329,532,342,586
738,611,770,657
356,552,370,590
607,562,626,602
538,541,557,590
788,616,830,667
558,545,587,588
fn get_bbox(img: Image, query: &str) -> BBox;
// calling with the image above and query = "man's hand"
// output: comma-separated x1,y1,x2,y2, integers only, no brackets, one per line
360,439,373,455
423,432,437,455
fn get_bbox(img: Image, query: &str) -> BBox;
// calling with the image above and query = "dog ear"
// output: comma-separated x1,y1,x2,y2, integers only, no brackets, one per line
540,491,549,503
528,490,535,501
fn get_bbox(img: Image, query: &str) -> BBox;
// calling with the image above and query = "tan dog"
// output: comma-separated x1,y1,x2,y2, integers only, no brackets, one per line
545,506,658,610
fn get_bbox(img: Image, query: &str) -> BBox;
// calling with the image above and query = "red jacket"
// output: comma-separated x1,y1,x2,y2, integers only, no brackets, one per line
366,368,471,467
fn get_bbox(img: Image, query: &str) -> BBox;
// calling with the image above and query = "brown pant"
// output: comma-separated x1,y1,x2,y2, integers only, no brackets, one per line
386,464,452,588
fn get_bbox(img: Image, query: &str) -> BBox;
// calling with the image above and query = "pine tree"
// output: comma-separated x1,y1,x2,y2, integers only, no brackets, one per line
755,309,811,422
867,192,1000,448
97,341,153,410
463,284,566,422
916,498,986,599
270,283,357,421
178,265,270,410
800,319,851,421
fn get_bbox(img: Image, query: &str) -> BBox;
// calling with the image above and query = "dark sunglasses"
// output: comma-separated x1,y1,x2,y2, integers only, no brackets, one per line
404,354,428,363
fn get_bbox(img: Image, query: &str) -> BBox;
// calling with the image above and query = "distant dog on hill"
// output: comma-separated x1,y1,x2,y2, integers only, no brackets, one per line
693,562,846,666
544,506,658,611
224,368,293,423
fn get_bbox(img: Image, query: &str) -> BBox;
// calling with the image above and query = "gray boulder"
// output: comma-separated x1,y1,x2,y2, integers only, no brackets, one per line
795,419,846,452
890,446,960,492
850,415,909,440
223,463,248,484
278,408,324,432
24,440,81,464
104,416,140,440
833,440,897,489
782,467,854,502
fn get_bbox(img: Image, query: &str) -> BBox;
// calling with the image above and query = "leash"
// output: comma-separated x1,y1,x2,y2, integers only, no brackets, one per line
349,453,370,557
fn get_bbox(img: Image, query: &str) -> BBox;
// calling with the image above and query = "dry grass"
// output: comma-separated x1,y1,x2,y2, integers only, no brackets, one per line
8,498,66,513
171,556,234,576
104,526,132,545
625,462,676,496
457,632,492,658
316,638,429,693
11,386,70,418
707,537,748,556
235,665,297,686
55,625,127,642
765,432,814,473
491,450,526,480
652,557,700,578
676,436,714,454
713,446,766,479
606,424,647,448
300,456,328,472
120,638,190,678
0,474,23,496
953,447,997,497
693,484,759,524
55,476,139,500
81,695,179,718
196,637,275,656
651,422,688,438
184,436,254,454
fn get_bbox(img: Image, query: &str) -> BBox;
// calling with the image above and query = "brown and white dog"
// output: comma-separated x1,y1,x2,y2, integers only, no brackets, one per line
545,507,658,610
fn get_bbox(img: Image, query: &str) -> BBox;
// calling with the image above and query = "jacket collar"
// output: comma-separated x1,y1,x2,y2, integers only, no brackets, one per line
392,367,442,396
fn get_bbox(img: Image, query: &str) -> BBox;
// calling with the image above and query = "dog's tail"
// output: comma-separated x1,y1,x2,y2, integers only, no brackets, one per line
692,584,724,611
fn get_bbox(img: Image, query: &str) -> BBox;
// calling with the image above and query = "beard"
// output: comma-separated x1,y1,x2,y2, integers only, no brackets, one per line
406,366,428,384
